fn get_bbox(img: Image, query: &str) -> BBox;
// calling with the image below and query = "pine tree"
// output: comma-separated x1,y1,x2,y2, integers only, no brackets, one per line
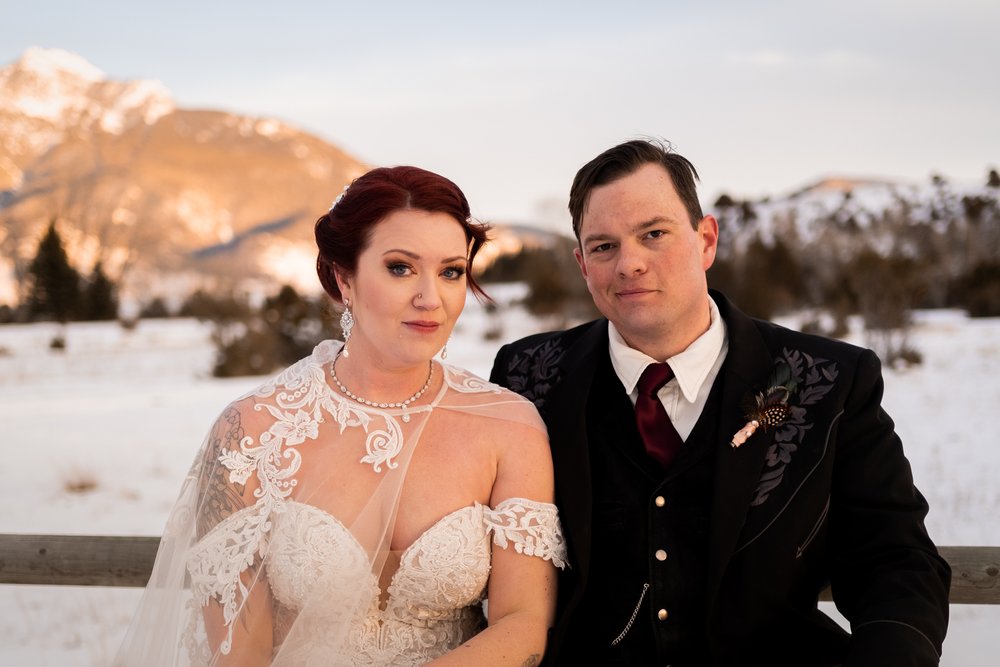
26,221,82,323
80,261,118,321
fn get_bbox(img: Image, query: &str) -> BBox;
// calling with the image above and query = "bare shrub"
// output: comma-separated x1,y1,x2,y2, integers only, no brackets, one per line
846,250,923,366
956,261,1000,317
62,467,99,494
481,302,504,341
480,238,595,320
179,290,252,321
139,297,171,319
211,285,337,377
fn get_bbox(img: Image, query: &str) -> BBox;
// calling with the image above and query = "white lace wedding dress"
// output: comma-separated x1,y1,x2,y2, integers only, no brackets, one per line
117,340,566,666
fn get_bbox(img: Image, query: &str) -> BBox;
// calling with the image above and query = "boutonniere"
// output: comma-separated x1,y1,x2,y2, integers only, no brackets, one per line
731,362,797,448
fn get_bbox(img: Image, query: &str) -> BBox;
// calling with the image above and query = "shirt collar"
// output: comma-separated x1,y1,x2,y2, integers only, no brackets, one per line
608,296,727,403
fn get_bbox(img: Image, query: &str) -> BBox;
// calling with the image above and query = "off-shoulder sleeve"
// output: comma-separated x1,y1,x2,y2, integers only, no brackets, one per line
484,497,568,570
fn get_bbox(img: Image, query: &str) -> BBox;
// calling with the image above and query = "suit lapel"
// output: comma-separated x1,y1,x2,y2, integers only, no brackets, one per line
542,321,608,585
706,293,774,606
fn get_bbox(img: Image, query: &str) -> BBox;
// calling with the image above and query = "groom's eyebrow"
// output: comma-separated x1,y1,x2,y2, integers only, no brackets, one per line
581,232,617,245
635,217,674,231
582,217,671,245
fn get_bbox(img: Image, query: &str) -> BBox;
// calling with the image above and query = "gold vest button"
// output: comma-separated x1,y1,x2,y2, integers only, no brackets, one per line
655,549,668,561
654,496,666,507
658,608,669,621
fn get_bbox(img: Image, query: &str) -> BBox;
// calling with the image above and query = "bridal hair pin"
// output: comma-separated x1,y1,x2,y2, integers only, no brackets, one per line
329,182,352,211
731,361,797,448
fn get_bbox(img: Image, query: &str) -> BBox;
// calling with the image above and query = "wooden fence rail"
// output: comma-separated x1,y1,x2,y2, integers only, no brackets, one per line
1,535,998,605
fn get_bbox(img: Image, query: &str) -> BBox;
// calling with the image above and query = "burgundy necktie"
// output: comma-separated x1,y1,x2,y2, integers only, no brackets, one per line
635,363,683,468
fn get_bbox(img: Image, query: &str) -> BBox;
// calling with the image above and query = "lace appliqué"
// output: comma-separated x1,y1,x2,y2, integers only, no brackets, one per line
485,497,568,570
327,340,432,472
441,363,504,394
186,340,546,657
262,499,566,665
186,350,331,655
186,506,273,655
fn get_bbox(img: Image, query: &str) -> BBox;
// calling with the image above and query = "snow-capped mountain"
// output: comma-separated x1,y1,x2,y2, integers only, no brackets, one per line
712,173,1000,262
0,47,174,168
0,48,569,311
3,48,997,314
0,48,368,305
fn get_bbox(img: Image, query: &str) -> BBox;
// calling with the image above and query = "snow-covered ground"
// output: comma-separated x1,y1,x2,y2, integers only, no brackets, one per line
1,288,997,665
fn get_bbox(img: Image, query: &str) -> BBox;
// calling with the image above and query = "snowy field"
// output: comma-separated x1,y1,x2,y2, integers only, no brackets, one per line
1,288,997,665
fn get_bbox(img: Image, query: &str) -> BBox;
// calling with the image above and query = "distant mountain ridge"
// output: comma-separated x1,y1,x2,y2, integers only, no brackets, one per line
2,48,997,315
0,48,569,309
716,171,999,249
0,48,368,305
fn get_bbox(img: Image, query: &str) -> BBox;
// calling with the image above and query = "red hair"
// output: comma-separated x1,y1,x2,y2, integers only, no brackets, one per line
315,166,490,303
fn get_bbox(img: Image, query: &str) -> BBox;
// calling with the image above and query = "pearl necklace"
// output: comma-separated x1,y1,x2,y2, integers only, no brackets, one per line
330,353,434,423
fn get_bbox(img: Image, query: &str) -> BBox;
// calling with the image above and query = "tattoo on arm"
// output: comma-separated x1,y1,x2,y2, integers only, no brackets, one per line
521,655,541,667
197,406,249,538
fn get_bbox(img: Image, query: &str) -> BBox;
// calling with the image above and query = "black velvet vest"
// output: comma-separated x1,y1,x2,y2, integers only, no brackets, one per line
563,351,726,666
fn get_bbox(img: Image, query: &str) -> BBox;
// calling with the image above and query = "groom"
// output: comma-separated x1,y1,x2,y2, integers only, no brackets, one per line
490,139,950,665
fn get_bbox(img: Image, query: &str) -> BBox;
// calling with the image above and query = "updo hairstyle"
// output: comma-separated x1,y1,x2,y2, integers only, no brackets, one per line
315,166,489,304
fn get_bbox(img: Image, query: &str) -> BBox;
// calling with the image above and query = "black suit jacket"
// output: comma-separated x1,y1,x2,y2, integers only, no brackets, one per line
490,291,950,666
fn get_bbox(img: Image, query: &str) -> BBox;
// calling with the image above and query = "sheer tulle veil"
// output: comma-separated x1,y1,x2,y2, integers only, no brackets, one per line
115,339,560,665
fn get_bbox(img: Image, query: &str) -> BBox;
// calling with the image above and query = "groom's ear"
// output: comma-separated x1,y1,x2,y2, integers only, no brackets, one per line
698,214,719,271
574,246,589,280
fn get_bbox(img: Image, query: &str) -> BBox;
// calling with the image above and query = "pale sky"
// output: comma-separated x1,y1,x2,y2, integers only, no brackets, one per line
3,0,998,228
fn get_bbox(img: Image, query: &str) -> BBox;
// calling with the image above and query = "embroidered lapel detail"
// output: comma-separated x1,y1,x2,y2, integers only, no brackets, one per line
502,338,566,410
749,348,838,506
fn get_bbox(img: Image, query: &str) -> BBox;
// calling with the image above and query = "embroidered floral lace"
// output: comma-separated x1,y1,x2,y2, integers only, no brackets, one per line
117,340,566,666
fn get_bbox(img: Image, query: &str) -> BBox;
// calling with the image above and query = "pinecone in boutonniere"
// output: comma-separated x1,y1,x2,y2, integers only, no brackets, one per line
731,361,797,448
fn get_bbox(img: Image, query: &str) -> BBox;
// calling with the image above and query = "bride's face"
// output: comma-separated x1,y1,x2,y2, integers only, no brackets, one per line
340,209,469,368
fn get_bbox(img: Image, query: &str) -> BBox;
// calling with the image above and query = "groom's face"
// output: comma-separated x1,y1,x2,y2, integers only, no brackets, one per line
574,162,718,357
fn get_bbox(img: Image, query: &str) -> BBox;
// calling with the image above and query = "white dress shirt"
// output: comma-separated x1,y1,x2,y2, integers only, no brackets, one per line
608,296,729,441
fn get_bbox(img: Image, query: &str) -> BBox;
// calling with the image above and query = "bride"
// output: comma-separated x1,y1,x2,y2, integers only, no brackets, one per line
116,166,567,665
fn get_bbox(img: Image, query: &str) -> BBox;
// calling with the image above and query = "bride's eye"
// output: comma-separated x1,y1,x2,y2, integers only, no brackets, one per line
387,263,413,277
441,265,466,280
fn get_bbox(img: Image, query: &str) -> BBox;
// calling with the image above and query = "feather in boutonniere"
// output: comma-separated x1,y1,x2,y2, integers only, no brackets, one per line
731,361,797,448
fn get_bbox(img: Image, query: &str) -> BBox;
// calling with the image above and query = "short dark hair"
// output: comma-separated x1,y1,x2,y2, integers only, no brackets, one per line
568,138,705,238
315,166,490,303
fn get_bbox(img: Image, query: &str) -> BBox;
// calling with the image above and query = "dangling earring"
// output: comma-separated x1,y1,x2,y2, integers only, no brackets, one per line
340,299,354,357
440,336,450,359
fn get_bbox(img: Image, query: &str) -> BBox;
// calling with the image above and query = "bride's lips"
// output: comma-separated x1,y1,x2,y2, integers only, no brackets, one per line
404,320,442,333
